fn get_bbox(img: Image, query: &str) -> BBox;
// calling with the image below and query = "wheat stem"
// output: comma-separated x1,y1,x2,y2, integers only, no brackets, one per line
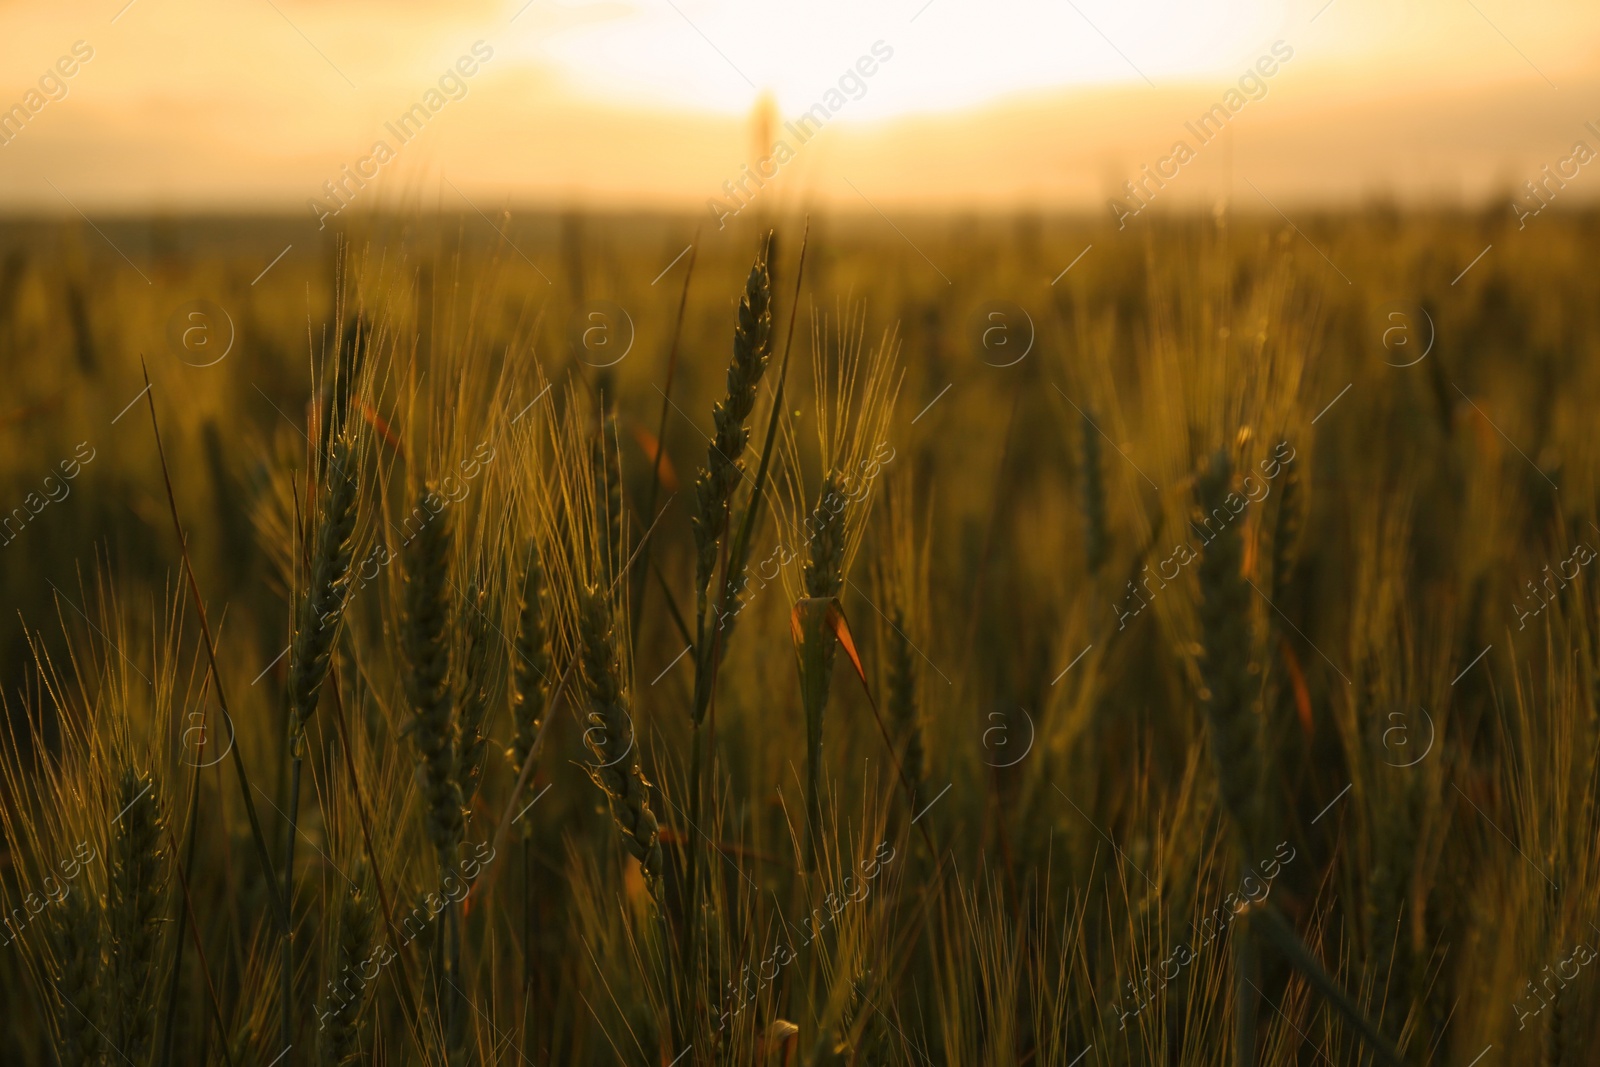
1080,407,1107,576
282,750,301,1057
799,470,848,870
1194,450,1263,855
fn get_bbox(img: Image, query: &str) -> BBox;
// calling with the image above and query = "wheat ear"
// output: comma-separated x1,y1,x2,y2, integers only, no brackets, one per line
576,585,664,902
805,469,848,600
509,541,552,836
798,469,848,868
691,238,773,615
1194,450,1264,851
320,880,376,1066
107,766,167,1064
595,417,626,590
287,433,360,734
1544,978,1567,1067
46,883,103,1067
401,481,464,868
681,237,774,967
1195,449,1268,1067
454,579,492,812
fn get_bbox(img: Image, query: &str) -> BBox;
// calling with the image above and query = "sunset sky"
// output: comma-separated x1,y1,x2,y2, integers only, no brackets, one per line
0,0,1596,216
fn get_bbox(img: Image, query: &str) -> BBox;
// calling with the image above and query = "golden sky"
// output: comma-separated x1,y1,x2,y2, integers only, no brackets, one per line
1,0,1597,215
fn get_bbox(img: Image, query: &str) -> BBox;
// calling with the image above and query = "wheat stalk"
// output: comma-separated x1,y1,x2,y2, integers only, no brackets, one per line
797,470,848,869
782,306,903,871
1080,407,1107,576
1364,749,1418,1008
1269,436,1302,601
1543,977,1567,1067
1193,449,1265,1067
280,428,362,1062
879,477,929,813
1194,450,1263,852
886,605,924,809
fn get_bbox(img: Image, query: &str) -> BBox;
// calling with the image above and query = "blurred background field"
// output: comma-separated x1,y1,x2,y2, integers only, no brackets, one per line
0,203,1598,1064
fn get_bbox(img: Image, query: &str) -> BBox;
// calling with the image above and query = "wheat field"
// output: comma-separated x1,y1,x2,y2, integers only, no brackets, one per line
0,205,1595,1066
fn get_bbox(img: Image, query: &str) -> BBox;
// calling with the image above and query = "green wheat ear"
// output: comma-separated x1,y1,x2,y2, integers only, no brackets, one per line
47,883,103,1067
575,584,664,902
509,541,552,836
454,578,492,812
1194,449,1264,854
1269,436,1302,600
804,469,848,600
401,481,464,869
287,432,360,737
594,416,626,590
320,878,376,1067
107,766,168,1065
691,236,774,610
1544,977,1567,1067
